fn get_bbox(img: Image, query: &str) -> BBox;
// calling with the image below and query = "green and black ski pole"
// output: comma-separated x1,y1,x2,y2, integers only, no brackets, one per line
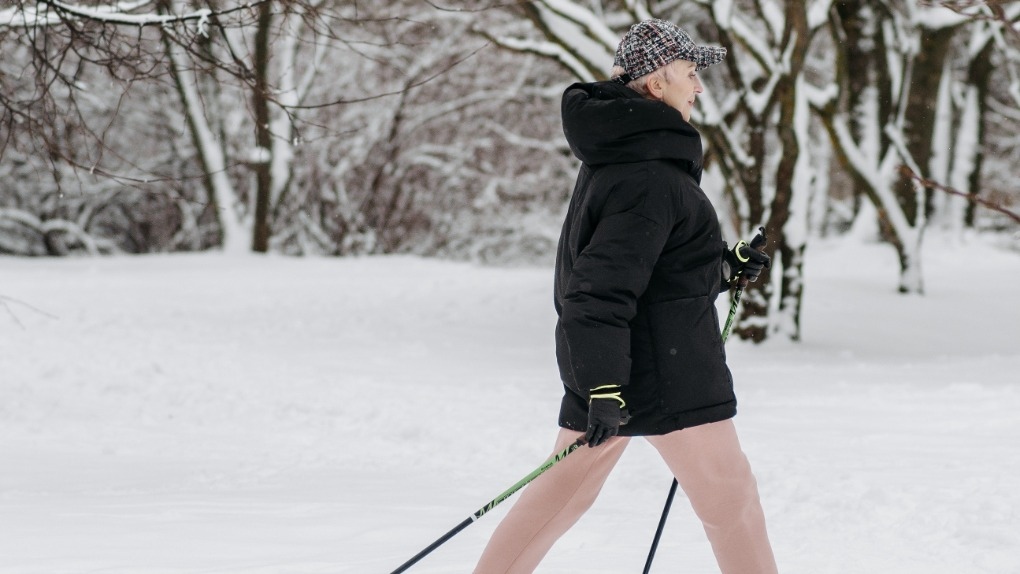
642,226,768,574
390,436,587,574
721,227,768,341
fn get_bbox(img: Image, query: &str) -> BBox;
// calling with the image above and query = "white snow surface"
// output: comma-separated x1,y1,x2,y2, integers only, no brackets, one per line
2,236,1018,574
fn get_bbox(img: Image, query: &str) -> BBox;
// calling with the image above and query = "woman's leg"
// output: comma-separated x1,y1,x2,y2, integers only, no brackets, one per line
473,428,629,574
646,420,777,574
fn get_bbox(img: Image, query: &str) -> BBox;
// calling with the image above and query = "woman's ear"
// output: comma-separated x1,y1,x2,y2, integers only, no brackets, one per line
645,73,664,100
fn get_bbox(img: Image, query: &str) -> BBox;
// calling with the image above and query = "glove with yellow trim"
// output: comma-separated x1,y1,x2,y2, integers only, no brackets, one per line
723,238,771,285
585,385,631,447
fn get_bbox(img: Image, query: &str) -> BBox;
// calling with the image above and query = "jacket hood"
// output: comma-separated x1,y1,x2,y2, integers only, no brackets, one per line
561,81,703,176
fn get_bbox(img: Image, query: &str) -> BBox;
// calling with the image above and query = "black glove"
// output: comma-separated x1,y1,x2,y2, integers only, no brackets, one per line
586,385,630,447
723,238,771,285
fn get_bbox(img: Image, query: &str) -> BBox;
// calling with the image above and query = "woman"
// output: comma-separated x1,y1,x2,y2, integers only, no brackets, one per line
474,19,777,574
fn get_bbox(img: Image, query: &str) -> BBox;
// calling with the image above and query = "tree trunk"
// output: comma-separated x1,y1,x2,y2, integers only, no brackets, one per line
735,0,811,342
251,1,274,253
895,25,956,225
964,41,994,228
833,0,885,223
161,15,248,254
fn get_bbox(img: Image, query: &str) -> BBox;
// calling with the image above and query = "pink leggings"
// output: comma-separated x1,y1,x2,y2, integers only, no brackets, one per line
473,420,777,573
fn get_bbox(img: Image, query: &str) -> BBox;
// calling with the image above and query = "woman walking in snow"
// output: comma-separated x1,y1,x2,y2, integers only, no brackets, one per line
474,19,778,574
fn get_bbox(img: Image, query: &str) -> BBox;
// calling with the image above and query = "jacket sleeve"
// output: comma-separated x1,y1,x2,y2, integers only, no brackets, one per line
559,184,674,393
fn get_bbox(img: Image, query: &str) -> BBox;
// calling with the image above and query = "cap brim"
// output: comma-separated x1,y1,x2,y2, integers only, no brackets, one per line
695,46,727,70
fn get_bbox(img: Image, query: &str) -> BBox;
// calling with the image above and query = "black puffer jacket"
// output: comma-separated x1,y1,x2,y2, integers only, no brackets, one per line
554,80,734,436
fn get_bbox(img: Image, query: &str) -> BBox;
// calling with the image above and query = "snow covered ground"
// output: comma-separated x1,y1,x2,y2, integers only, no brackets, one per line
1,235,1018,574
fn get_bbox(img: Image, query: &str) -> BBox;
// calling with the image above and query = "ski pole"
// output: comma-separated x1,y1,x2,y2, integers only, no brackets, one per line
390,436,587,574
721,227,767,341
641,478,678,574
642,227,768,574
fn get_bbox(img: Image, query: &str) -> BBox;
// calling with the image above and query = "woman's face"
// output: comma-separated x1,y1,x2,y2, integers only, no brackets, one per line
648,60,703,122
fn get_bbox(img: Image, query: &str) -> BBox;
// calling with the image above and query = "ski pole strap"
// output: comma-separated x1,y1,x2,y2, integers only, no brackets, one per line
733,239,751,263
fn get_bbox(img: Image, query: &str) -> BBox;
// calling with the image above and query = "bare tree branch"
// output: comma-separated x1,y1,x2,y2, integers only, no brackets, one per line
899,165,1020,224
279,43,488,110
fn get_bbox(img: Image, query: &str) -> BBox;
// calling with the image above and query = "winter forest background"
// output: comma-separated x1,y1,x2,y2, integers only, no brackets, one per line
3,3,1020,572
2,0,1019,343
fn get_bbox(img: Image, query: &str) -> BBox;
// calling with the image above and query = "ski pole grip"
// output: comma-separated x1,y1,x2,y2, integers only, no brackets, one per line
737,226,768,288
750,226,768,251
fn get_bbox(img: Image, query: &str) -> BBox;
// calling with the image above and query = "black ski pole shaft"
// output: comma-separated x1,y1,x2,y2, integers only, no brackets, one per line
642,227,768,573
641,478,678,574
390,436,587,574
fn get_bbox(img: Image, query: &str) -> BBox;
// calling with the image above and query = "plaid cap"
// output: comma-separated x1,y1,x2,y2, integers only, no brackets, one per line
613,19,726,82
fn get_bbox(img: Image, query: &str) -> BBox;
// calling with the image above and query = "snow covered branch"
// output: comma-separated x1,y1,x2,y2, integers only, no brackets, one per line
482,31,599,82
0,207,107,255
1,0,270,30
